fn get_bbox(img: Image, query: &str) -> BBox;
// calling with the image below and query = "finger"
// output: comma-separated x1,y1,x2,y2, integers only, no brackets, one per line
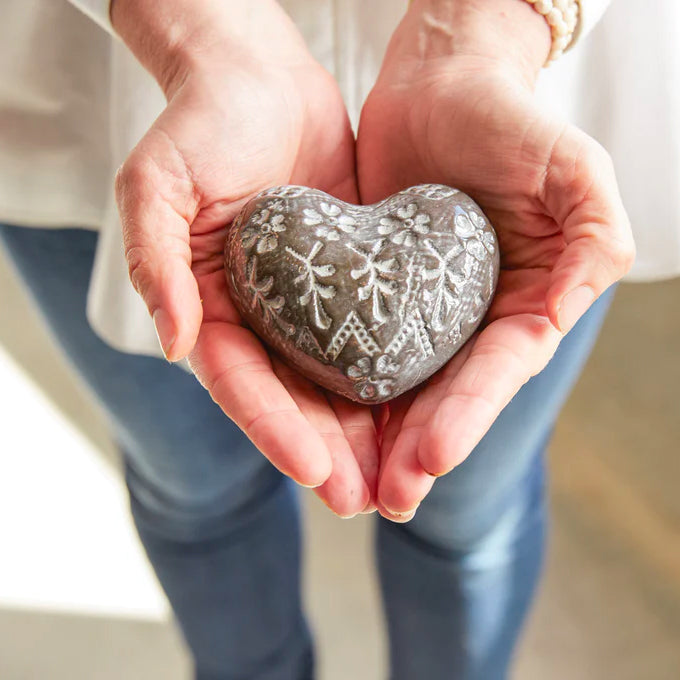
376,502,419,524
373,403,390,443
327,394,380,513
376,394,418,520
188,322,333,488
376,341,473,516
380,393,414,465
116,143,203,362
541,133,635,333
273,360,371,518
417,313,561,478
377,425,434,521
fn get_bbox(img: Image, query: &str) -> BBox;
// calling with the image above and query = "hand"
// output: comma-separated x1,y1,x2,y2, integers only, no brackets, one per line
112,0,378,517
357,0,635,520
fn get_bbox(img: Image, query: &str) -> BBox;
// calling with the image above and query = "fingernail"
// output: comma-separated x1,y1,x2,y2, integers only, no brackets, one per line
153,309,176,360
388,503,420,519
300,481,324,489
557,285,595,334
393,509,418,522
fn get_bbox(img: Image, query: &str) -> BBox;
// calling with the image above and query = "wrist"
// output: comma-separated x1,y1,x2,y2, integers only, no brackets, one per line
111,0,312,97
405,0,551,85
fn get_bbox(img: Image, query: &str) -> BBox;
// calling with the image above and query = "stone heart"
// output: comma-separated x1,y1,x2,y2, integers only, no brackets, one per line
224,184,499,404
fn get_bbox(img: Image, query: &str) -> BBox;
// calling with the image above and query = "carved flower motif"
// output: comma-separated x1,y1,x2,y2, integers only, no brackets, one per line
346,355,398,400
408,185,459,200
375,354,399,375
242,203,287,254
257,186,307,200
355,378,395,401
466,232,496,261
303,202,357,241
454,210,485,238
379,203,431,246
454,211,496,259
346,356,372,380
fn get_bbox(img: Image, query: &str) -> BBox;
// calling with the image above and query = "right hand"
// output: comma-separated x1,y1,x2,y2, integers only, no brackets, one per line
112,0,378,517
356,0,634,520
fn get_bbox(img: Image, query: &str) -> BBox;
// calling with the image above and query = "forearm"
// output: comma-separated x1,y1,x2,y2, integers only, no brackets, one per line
403,0,552,84
110,0,310,96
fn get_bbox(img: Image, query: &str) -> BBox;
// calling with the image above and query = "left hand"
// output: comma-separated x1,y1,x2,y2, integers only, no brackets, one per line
112,0,379,517
357,0,635,521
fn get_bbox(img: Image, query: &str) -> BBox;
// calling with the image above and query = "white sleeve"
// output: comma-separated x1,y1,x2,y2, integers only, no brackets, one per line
572,0,613,44
68,0,114,34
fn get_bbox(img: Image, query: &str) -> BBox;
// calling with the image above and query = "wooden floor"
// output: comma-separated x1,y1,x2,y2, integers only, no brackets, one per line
1,246,678,679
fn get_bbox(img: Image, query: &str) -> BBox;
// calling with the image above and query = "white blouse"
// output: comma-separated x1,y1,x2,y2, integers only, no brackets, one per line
0,0,676,360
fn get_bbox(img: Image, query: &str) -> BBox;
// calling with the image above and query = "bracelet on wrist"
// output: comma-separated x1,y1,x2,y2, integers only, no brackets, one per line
524,0,580,64
406,0,580,66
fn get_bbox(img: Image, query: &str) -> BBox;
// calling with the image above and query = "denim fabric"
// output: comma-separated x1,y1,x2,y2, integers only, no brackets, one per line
0,224,614,680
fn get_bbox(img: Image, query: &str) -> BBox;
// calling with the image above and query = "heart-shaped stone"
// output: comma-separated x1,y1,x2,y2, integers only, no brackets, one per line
225,184,499,404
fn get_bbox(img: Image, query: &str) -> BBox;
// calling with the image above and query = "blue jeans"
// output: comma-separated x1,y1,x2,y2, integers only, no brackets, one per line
0,224,613,680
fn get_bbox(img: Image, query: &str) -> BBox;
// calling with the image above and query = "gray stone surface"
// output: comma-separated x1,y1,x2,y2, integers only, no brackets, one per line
225,184,499,403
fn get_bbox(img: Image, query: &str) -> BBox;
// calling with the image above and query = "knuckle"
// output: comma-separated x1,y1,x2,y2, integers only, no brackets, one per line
581,136,613,171
125,244,154,297
563,126,611,172
555,130,613,191
115,158,137,201
609,236,636,275
113,161,130,201
115,152,157,204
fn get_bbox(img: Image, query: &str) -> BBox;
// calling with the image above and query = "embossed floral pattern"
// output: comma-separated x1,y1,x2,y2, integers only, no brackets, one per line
422,240,466,331
346,356,372,380
408,185,460,200
242,202,287,254
303,202,357,241
455,210,496,259
375,353,399,375
349,240,398,325
454,210,485,238
245,257,295,335
346,356,396,401
466,232,497,261
285,241,336,330
227,184,499,404
257,186,307,200
379,203,431,246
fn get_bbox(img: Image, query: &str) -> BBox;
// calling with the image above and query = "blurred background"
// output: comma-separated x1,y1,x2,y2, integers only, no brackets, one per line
1,243,679,679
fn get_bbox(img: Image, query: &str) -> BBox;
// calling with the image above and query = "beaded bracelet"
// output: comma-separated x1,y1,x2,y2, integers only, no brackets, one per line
523,0,580,63
406,0,580,66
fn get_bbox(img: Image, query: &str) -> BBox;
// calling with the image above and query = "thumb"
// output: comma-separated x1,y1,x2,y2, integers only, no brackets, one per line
115,141,203,361
542,131,635,333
